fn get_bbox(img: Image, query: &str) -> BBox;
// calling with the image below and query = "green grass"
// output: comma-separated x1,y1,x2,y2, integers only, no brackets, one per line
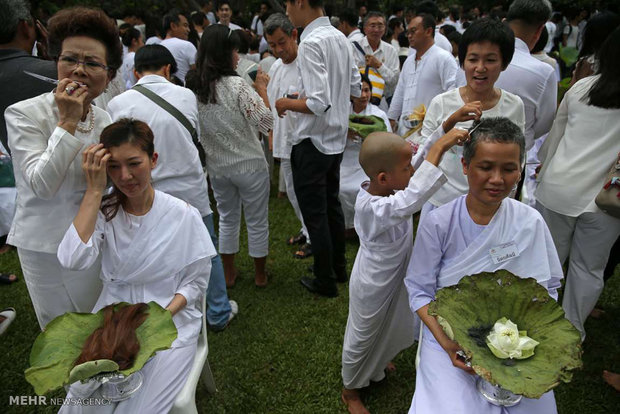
1,173,619,413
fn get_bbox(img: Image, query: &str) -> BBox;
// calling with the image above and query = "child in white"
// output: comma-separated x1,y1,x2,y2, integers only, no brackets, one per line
341,127,468,413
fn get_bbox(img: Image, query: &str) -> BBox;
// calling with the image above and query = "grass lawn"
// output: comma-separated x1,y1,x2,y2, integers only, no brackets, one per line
1,173,619,413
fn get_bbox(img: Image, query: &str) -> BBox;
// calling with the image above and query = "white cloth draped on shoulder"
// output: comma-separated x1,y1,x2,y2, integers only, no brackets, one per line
342,161,446,389
57,190,216,348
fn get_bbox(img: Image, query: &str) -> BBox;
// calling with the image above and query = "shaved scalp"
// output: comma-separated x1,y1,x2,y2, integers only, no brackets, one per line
359,132,408,178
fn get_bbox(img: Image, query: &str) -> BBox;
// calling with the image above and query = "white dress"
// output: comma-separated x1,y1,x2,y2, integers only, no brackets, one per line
339,103,391,229
342,161,446,389
405,196,563,414
57,190,215,413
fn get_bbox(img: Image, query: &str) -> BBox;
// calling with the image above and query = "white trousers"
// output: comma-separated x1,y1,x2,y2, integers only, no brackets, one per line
280,159,309,241
536,203,620,339
18,248,102,329
60,343,196,414
210,170,270,258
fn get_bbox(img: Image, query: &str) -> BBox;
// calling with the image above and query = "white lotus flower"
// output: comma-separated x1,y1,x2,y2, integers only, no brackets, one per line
486,317,539,360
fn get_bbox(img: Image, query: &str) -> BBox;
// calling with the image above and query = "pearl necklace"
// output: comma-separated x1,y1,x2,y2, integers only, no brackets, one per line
76,106,95,134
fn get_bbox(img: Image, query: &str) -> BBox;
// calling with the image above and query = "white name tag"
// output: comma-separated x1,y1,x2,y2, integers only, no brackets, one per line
489,241,520,264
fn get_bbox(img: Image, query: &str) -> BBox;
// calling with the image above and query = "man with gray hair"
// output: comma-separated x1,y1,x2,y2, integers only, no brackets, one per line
263,13,312,259
0,0,56,153
351,11,399,106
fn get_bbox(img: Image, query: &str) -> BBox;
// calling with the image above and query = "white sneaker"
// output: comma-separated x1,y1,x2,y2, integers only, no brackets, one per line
0,307,16,336
227,300,238,325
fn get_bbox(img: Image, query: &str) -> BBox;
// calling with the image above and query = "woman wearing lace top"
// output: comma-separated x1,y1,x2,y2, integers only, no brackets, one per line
188,25,273,287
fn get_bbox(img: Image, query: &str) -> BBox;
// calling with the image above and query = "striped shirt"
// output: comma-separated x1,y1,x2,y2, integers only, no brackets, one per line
292,17,361,155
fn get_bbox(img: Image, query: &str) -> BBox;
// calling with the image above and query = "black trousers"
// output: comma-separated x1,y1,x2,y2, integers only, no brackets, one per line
291,139,346,288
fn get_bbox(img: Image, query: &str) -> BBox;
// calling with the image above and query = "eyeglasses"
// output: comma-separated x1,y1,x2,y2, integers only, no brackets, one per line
57,55,109,73
366,23,385,30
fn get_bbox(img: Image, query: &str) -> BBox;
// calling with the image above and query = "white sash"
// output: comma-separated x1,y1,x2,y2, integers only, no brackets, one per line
437,198,559,292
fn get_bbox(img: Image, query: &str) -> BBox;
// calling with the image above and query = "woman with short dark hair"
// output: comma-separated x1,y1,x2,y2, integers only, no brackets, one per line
416,17,525,218
5,6,121,329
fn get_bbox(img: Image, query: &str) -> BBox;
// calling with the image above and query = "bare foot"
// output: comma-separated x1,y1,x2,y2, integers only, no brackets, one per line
603,371,620,391
341,389,370,414
255,272,268,287
385,361,396,373
590,308,606,319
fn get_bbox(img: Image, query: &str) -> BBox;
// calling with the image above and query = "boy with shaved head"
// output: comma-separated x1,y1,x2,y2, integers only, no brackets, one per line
341,128,468,413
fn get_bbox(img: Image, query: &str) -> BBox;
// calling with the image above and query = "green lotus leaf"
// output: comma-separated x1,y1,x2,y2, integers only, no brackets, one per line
348,115,388,139
25,302,177,395
69,359,120,384
428,270,582,398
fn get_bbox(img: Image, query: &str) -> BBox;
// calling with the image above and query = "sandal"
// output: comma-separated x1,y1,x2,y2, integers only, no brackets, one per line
293,243,313,259
0,273,18,285
287,231,306,246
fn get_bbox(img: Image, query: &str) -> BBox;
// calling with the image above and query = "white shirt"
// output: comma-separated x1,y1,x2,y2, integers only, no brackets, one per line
434,29,453,54
420,88,525,207
206,11,216,25
351,36,400,95
5,92,112,253
544,21,556,53
536,75,620,216
291,16,362,155
145,36,162,45
494,38,557,151
388,44,457,134
106,74,212,217
347,29,365,43
160,37,197,84
219,21,242,31
563,24,579,48
120,51,137,90
251,15,264,36
267,58,298,159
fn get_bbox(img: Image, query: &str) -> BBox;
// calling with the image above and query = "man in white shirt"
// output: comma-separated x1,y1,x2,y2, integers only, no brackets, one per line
106,45,237,331
277,0,361,298
217,1,242,30
338,9,364,43
251,2,269,37
160,9,196,84
388,14,457,136
415,0,453,53
264,13,311,259
351,11,399,104
199,0,216,25
495,0,556,153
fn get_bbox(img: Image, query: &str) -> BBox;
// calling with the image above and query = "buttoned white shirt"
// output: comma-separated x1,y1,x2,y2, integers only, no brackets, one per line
106,74,212,217
6,92,112,253
291,16,361,155
388,44,457,135
351,36,400,95
267,58,298,159
160,37,197,84
495,38,557,151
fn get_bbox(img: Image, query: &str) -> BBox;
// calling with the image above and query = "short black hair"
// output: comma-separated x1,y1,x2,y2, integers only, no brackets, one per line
507,0,552,27
217,1,232,11
441,24,456,36
134,44,178,75
338,8,358,27
121,27,141,47
360,72,372,93
458,17,515,70
285,0,323,8
417,13,436,36
531,25,548,54
416,1,440,19
162,9,182,33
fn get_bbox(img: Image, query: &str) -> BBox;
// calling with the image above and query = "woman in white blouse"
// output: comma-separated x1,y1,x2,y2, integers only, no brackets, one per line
5,7,122,329
536,28,620,341
417,17,525,216
340,74,392,233
188,25,273,288
57,119,214,413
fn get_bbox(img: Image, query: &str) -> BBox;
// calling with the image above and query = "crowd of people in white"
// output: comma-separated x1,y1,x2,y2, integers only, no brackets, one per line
0,0,619,413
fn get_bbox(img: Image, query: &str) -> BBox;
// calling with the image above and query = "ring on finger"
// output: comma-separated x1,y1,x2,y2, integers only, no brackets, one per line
65,85,76,95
